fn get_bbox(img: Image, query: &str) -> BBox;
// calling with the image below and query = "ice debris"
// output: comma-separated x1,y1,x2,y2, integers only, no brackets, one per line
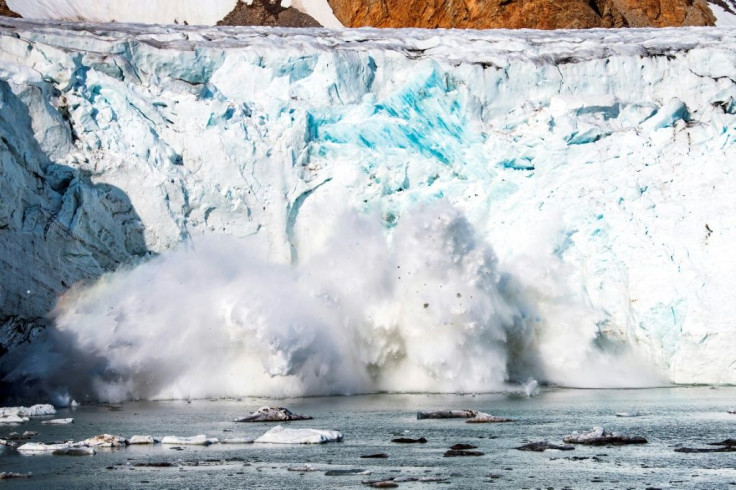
17,442,73,454
41,418,73,425
161,435,218,445
52,447,96,456
254,426,343,444
466,412,513,423
0,415,29,424
0,405,56,417
128,435,156,445
516,441,575,452
563,427,647,445
0,472,31,479
81,434,127,448
417,409,477,419
234,406,312,422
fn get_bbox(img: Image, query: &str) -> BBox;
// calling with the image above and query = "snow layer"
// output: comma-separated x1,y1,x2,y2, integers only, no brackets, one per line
0,20,735,400
6,0,343,27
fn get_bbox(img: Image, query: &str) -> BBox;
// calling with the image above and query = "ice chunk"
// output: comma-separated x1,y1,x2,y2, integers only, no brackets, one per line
254,426,343,444
0,405,56,418
17,442,72,454
41,418,73,425
234,406,312,422
220,437,254,444
0,415,29,424
80,434,127,448
417,409,476,419
52,447,96,456
161,435,218,445
128,435,156,445
516,441,575,452
563,426,647,445
465,412,513,423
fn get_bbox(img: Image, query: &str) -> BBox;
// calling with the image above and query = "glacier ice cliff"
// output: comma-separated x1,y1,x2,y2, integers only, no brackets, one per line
0,19,735,399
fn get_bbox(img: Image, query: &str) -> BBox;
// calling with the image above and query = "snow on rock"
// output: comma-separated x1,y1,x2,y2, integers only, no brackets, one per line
254,426,343,444
0,20,735,400
161,435,218,445
234,406,313,422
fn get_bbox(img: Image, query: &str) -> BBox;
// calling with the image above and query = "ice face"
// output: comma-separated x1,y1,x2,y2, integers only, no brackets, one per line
0,21,734,400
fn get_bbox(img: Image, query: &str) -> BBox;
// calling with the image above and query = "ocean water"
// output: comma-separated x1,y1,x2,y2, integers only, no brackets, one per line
2,387,736,489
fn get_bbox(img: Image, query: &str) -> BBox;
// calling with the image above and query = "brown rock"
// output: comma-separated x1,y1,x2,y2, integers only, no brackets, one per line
0,0,20,18
327,0,715,29
218,0,320,27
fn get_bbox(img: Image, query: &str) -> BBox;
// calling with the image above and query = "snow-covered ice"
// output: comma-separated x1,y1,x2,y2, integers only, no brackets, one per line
17,442,72,454
161,435,218,445
0,19,735,400
234,406,312,422
127,435,156,444
41,418,73,425
254,426,343,444
80,434,127,447
0,405,56,417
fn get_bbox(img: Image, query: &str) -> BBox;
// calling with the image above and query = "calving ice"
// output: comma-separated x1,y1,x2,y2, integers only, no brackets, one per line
0,19,734,401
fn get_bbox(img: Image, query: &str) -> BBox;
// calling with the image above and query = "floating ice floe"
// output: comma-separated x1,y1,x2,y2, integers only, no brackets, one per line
287,464,317,472
254,426,343,444
127,435,156,445
0,415,29,424
52,447,96,456
234,406,312,422
17,442,72,454
615,411,643,417
563,426,647,445
161,435,218,445
0,472,31,479
417,409,477,420
516,441,575,452
41,418,73,425
0,405,56,418
466,412,513,423
81,434,127,448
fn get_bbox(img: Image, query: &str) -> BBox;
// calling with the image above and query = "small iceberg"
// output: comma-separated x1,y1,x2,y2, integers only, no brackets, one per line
161,435,218,445
128,435,156,445
516,441,575,452
220,437,253,444
254,426,342,444
615,411,642,417
563,426,647,445
42,418,73,425
81,434,127,448
466,412,512,423
0,405,56,418
234,406,312,422
52,447,96,456
0,415,29,424
17,442,72,454
417,409,476,419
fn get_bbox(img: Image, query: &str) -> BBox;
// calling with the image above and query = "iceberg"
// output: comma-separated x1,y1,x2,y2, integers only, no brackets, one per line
0,405,56,417
0,20,735,401
254,426,343,444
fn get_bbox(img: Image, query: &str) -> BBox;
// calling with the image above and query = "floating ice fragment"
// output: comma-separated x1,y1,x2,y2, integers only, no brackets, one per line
220,437,253,444
254,426,342,444
128,435,156,445
42,418,73,425
17,442,72,454
161,435,218,445
234,406,312,422
0,415,29,424
516,441,575,452
465,412,513,423
53,447,96,456
417,409,476,419
563,426,647,445
81,434,127,448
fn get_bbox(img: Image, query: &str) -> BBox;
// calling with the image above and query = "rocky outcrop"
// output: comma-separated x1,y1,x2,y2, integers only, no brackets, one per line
218,0,320,27
327,0,715,29
0,1,19,18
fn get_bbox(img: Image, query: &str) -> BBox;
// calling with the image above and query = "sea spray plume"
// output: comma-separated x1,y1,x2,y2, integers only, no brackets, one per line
9,203,526,401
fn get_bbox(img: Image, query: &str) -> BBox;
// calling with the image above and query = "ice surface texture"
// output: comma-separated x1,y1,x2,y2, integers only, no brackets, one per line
0,20,735,400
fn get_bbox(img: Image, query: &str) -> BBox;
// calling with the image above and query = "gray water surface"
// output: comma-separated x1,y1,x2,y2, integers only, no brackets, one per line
2,387,736,489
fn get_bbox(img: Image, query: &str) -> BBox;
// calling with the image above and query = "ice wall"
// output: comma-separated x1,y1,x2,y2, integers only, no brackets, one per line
0,19,735,399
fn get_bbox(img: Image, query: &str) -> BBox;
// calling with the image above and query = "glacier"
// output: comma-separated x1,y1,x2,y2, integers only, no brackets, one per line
0,18,735,400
